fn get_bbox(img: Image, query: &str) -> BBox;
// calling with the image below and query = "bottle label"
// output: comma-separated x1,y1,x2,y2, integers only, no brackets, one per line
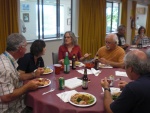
64,65,70,73
82,81,88,88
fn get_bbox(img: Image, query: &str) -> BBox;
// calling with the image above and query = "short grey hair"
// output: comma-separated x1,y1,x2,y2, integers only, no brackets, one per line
6,33,26,51
105,33,118,45
62,31,78,45
117,25,126,31
124,50,149,75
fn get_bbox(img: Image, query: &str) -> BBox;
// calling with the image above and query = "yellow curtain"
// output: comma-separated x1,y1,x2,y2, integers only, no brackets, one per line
146,4,150,37
121,0,128,27
78,0,106,58
0,0,19,54
131,1,137,40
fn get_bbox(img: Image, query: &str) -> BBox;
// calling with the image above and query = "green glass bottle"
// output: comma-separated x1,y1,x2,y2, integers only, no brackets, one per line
64,52,70,74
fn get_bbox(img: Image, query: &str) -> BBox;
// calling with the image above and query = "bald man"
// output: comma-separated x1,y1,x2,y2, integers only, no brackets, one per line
95,33,125,68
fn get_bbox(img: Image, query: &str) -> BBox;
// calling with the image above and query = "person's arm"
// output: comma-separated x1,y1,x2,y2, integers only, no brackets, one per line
99,58,124,68
101,77,113,113
79,53,91,61
118,81,128,90
121,44,130,49
19,67,44,81
1,80,40,103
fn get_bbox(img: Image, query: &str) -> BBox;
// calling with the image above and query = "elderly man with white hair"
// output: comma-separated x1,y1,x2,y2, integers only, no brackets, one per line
95,33,125,68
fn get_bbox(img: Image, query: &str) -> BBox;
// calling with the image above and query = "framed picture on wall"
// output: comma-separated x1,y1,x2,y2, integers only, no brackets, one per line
67,18,71,25
22,4,30,11
23,13,29,22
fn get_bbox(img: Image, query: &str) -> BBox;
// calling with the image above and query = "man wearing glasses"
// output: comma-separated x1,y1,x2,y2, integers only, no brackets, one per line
95,33,125,68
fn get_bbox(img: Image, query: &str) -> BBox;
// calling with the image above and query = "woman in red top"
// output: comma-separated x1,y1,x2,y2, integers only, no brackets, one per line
58,31,90,63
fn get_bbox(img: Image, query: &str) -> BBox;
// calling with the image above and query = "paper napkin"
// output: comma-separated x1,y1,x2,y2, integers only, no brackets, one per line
115,71,127,77
77,62,85,67
91,68,101,76
56,90,77,102
65,77,82,89
77,69,93,75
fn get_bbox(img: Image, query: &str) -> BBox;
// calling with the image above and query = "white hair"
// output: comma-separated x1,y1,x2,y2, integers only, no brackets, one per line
105,33,118,45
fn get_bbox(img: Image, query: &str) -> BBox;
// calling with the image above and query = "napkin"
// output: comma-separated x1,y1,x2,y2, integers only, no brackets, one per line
65,77,82,89
91,68,101,76
77,62,85,67
56,90,77,102
115,71,127,77
77,69,93,75
129,48,139,51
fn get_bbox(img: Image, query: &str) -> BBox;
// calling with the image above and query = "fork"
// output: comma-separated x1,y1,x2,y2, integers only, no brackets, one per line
42,88,55,95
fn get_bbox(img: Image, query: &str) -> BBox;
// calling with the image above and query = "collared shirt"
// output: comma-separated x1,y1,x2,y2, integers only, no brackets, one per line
133,35,149,45
58,45,82,61
0,51,25,113
116,33,126,46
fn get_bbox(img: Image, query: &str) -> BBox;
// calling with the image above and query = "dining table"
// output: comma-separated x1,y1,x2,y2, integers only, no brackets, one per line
25,65,131,113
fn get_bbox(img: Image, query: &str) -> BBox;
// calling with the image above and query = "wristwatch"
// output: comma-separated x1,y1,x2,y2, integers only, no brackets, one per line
104,88,111,92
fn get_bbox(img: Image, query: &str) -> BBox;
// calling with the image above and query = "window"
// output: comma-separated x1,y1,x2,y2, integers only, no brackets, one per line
106,2,120,33
20,0,72,41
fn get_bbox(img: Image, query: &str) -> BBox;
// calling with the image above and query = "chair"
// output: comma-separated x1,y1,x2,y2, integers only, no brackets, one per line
52,52,58,64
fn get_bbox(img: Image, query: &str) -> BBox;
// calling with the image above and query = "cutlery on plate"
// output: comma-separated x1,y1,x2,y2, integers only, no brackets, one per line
42,88,55,95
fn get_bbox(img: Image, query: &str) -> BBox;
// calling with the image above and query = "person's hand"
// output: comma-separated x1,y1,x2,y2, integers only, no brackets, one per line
59,59,64,64
100,77,110,88
25,79,41,91
124,44,130,47
83,53,91,58
99,58,107,64
35,67,44,77
118,81,128,90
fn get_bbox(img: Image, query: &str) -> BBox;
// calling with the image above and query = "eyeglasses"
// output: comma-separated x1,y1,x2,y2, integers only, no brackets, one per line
65,36,71,38
105,41,114,44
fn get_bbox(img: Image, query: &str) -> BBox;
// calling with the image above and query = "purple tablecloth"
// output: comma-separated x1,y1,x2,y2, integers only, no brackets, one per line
25,67,130,113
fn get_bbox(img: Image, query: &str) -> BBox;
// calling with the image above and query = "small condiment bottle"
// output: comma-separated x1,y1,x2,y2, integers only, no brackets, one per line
82,68,88,89
72,54,76,70
94,55,99,70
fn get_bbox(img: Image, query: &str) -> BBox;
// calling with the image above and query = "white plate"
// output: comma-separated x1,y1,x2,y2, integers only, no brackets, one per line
34,68,53,75
68,92,96,107
43,68,53,74
36,78,51,88
130,45,137,48
99,63,113,68
70,62,81,67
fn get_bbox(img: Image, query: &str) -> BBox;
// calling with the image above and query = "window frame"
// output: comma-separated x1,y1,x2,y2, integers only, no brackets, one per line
106,1,120,33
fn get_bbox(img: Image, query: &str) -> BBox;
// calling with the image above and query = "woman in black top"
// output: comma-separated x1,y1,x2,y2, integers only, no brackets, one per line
17,40,46,75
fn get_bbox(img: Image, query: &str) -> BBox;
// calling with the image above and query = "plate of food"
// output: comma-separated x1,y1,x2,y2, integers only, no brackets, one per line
130,45,137,48
99,63,113,68
36,78,51,88
112,91,121,100
70,61,81,66
43,67,53,74
75,61,81,66
68,92,96,107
